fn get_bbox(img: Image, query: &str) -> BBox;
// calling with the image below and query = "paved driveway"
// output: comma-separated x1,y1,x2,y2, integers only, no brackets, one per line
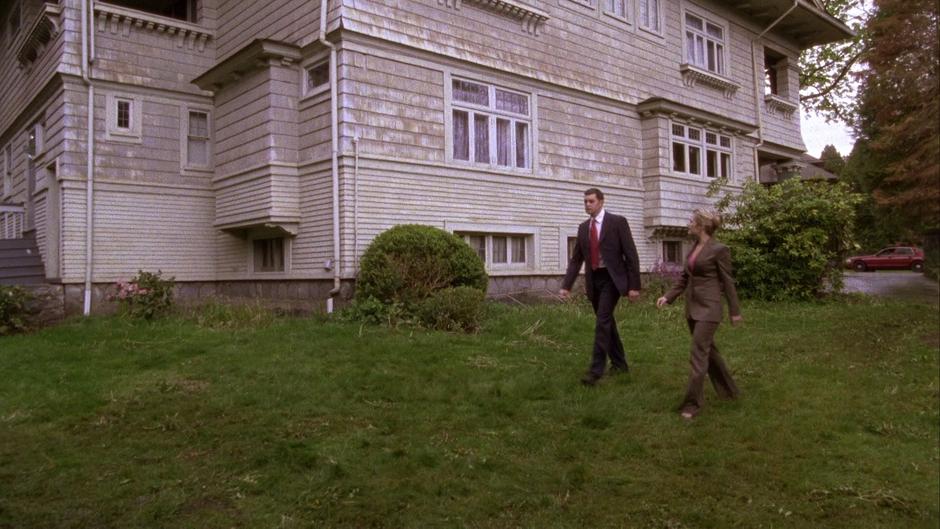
842,271,939,304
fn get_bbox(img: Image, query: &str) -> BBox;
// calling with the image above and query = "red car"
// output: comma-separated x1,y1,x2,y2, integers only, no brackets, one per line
845,246,925,272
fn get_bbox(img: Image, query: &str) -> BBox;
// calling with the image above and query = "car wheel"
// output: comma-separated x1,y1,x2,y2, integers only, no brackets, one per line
854,261,867,272
912,262,924,272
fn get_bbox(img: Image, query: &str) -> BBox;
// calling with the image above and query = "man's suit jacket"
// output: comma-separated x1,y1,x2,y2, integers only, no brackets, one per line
664,239,741,323
562,212,641,301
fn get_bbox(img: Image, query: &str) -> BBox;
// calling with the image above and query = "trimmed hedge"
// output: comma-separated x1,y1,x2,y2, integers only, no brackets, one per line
357,225,488,307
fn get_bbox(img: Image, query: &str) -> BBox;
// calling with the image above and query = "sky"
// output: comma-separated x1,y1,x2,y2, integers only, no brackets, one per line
801,111,856,159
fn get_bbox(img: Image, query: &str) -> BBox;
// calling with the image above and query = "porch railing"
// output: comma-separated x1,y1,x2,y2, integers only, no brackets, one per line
0,204,25,240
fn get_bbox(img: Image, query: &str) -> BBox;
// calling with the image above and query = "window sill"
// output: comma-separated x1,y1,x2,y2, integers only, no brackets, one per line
105,131,143,144
448,159,533,175
679,64,740,99
441,0,549,35
764,94,798,119
301,84,330,102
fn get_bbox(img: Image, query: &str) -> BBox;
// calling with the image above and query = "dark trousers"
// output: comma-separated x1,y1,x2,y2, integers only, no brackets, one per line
681,318,739,413
588,268,628,376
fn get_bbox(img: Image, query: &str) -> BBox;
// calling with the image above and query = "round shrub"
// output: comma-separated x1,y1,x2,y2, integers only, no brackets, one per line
357,225,488,307
416,286,486,332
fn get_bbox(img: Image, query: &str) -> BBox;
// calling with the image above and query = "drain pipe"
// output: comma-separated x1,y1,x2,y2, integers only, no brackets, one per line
81,0,96,316
751,0,798,181
353,135,359,272
319,0,341,313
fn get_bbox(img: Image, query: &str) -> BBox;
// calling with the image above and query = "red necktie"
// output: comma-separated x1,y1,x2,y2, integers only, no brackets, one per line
590,218,600,270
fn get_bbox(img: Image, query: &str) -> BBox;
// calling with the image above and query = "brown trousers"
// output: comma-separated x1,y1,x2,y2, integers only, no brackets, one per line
682,319,739,414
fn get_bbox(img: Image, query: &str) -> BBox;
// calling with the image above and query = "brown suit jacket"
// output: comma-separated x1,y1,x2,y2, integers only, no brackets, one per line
664,239,741,323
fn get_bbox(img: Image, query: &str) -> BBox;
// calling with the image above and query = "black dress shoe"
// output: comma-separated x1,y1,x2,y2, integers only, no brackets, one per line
608,366,629,376
580,373,602,386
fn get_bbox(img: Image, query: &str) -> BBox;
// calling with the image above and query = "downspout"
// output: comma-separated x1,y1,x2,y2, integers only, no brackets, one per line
81,0,96,316
751,0,798,181
353,135,359,272
319,0,340,313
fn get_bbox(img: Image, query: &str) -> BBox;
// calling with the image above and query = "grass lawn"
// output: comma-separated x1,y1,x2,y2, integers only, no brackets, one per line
1,297,937,528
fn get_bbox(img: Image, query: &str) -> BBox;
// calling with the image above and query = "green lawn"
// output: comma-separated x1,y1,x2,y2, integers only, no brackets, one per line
1,298,937,529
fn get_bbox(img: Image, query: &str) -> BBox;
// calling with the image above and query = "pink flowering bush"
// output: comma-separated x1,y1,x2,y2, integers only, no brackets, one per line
644,259,685,297
110,270,175,320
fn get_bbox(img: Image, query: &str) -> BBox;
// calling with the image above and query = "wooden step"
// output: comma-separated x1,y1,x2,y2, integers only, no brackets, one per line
0,238,36,250
0,255,44,268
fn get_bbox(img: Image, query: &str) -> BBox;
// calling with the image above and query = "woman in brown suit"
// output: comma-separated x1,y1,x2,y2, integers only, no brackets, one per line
656,209,742,420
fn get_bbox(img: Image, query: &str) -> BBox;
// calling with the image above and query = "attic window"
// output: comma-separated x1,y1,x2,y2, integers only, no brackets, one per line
105,0,199,22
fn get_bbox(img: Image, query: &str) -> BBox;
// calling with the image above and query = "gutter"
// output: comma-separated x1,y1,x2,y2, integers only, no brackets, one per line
319,0,341,313
750,0,798,181
81,0,96,316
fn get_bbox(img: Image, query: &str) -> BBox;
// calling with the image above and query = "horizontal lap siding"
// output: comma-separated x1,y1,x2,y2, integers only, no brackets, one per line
293,164,333,272
215,69,275,174
339,159,652,273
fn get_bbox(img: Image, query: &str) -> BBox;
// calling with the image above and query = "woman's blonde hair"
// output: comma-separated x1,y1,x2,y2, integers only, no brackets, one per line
692,209,722,236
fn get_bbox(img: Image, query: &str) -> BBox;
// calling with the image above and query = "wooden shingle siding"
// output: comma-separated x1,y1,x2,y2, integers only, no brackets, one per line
215,0,324,61
298,93,332,162
0,1,79,141
340,0,807,152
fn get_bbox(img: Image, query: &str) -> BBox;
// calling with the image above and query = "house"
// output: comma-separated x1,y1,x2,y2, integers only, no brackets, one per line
0,0,852,314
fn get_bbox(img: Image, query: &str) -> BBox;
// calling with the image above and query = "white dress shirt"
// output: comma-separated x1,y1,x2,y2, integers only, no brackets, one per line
591,208,606,269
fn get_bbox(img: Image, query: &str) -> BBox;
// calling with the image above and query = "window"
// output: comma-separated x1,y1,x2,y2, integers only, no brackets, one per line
567,236,578,263
116,101,131,129
662,240,683,264
2,144,12,197
638,0,660,32
27,122,44,158
685,13,726,75
253,238,286,272
457,232,531,269
304,61,329,96
186,111,210,168
106,0,199,22
604,0,627,20
672,123,732,179
106,94,142,143
763,48,791,98
450,78,531,170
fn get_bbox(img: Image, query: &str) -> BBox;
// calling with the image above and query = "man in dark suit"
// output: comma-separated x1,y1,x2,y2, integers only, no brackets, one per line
560,188,641,385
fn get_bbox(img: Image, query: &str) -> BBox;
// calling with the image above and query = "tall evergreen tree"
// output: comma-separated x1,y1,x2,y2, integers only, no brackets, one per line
852,0,940,232
819,144,847,175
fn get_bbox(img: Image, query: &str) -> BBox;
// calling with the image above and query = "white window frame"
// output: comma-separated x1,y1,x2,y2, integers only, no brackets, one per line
2,143,12,198
451,223,538,273
446,75,535,173
180,104,213,173
250,236,291,274
637,0,662,34
301,56,330,100
683,11,728,76
671,122,733,180
105,93,143,143
562,0,632,27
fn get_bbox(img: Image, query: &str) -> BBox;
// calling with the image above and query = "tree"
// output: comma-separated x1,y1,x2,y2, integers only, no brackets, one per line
819,144,846,175
714,179,863,300
852,0,940,232
800,0,870,122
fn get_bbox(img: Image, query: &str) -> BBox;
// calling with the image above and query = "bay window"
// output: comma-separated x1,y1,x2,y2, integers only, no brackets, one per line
672,123,733,179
